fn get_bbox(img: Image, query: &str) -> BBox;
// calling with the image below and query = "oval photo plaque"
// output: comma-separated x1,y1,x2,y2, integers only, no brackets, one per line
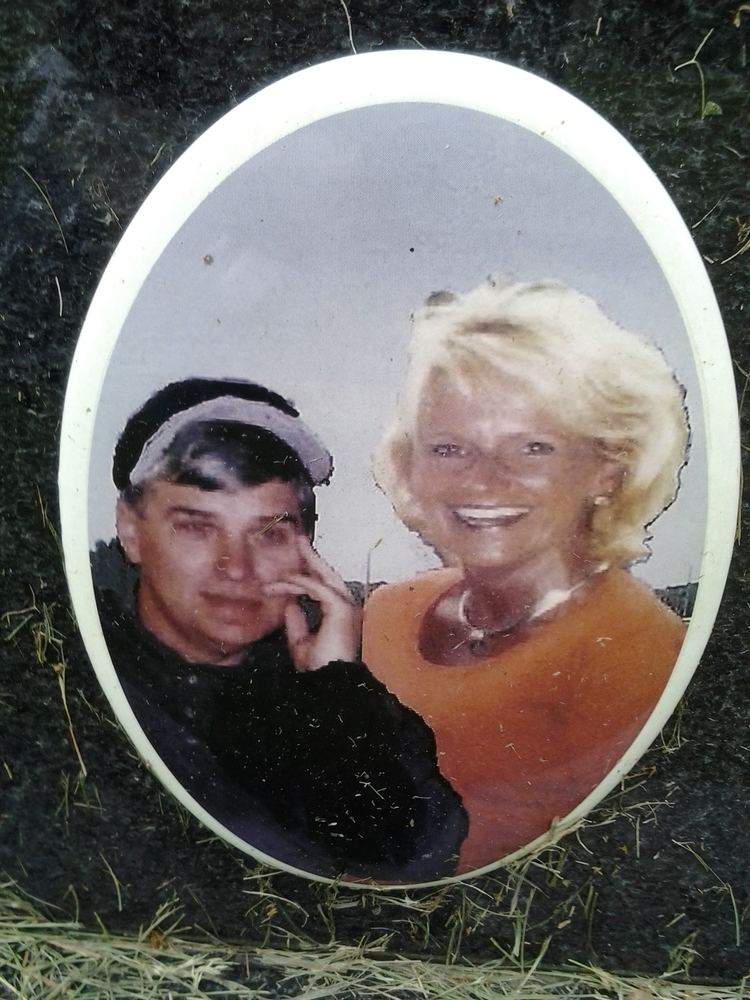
59,51,740,886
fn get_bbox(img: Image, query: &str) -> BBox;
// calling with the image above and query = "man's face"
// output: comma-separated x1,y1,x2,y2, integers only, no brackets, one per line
117,479,306,665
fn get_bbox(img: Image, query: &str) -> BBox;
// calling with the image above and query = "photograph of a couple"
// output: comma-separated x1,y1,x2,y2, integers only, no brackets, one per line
85,102,704,884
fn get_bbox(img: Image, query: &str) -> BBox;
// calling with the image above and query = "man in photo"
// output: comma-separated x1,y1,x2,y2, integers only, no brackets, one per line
92,377,466,882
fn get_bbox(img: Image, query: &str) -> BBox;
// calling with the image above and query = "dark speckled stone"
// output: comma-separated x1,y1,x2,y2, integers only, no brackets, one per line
1,0,748,983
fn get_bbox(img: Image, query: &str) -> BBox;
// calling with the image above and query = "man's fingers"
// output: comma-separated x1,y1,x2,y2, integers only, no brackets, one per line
284,601,310,653
265,573,354,608
263,581,309,597
263,577,329,604
296,538,353,600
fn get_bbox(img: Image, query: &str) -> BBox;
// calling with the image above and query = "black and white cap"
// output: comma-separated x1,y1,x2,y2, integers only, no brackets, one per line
113,377,333,489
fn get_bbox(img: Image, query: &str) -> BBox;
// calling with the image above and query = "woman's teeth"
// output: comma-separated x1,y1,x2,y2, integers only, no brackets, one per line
452,506,529,526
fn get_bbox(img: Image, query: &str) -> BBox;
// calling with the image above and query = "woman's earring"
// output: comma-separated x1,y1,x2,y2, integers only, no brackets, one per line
592,495,610,507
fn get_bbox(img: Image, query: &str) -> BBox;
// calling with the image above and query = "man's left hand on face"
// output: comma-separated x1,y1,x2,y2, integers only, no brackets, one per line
262,537,362,671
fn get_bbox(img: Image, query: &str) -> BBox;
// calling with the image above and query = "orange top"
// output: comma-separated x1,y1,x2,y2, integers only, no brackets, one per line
362,569,686,874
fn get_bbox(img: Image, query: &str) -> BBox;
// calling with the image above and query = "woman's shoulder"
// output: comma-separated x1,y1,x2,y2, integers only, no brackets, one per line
594,568,688,636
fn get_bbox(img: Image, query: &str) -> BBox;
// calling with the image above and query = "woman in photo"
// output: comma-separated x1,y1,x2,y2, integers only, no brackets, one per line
362,278,690,874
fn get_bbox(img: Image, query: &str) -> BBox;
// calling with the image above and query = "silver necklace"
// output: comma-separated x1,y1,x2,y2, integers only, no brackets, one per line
456,567,607,646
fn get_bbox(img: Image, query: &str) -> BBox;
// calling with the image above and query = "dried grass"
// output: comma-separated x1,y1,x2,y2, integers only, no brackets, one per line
1,880,747,999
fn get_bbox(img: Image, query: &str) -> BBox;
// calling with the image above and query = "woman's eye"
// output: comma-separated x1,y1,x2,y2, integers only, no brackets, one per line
431,443,465,458
524,441,555,456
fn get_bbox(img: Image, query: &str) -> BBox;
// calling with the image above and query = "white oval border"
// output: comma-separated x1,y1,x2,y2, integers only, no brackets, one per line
59,50,741,888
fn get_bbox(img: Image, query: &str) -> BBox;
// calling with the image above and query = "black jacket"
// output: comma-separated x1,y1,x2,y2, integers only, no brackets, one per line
91,541,467,882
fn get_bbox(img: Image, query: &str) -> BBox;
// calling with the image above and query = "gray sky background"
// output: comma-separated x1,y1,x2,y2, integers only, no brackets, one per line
88,102,706,589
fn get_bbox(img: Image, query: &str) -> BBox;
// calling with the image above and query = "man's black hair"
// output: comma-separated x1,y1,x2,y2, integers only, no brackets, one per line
113,377,301,492
124,421,317,536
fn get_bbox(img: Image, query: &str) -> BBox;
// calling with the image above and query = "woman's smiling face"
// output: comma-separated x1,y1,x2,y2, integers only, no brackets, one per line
408,375,617,580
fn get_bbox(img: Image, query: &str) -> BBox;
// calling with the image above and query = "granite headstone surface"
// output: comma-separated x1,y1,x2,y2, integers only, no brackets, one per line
1,0,748,983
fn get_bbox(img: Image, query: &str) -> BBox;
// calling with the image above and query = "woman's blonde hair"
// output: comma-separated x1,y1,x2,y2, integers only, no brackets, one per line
373,278,690,566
